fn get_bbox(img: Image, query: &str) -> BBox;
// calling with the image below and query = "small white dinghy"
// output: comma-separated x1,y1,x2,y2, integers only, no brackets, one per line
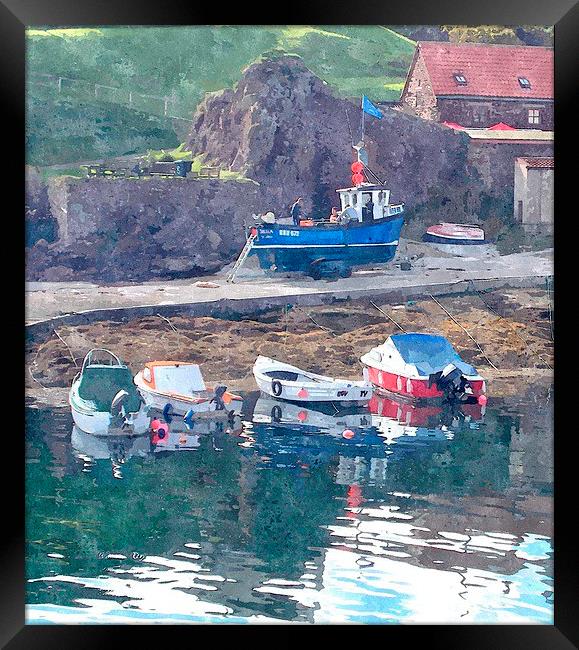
134,361,243,416
252,355,373,404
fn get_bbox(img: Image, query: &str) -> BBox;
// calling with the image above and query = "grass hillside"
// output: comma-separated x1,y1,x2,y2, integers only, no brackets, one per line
26,26,416,165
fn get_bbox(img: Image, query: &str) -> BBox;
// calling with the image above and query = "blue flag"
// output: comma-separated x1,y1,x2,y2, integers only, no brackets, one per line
362,95,383,120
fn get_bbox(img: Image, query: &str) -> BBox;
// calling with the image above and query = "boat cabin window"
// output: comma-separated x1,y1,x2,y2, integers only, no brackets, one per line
265,370,299,381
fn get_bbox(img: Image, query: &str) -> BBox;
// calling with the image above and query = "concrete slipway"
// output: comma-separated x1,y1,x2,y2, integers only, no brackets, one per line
25,245,553,338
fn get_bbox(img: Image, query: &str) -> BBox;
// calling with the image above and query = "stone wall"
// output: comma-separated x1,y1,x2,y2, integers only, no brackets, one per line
399,51,439,121
27,176,269,282
438,98,553,130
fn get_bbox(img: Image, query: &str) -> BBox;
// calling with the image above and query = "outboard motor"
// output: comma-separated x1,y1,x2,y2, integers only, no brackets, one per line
428,363,473,402
211,385,228,411
110,389,134,428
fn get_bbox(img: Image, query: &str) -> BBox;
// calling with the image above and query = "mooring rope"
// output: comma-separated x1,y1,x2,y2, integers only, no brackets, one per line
369,300,406,332
428,293,498,370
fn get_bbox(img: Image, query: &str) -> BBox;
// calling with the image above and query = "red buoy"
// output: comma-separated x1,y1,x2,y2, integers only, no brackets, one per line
352,173,364,185
351,161,364,173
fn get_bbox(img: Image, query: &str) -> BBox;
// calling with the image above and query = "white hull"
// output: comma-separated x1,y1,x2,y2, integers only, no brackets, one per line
70,405,150,436
135,372,244,416
253,356,373,404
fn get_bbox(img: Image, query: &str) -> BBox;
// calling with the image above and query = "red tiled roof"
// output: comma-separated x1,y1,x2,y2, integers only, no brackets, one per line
418,42,553,99
518,157,554,169
488,122,516,130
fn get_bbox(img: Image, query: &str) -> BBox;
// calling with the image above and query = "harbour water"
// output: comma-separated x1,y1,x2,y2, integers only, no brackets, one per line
25,391,553,624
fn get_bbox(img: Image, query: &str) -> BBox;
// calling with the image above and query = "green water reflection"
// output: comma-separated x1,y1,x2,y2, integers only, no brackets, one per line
25,392,553,624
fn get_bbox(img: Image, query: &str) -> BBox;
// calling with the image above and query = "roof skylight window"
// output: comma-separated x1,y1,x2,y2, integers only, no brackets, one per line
453,73,467,85
518,77,531,89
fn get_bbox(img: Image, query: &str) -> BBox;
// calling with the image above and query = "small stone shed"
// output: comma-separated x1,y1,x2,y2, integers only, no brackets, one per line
513,157,554,231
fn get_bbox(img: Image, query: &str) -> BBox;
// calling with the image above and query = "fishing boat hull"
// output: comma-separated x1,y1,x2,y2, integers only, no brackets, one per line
69,382,151,436
360,333,486,403
69,349,150,436
251,216,404,274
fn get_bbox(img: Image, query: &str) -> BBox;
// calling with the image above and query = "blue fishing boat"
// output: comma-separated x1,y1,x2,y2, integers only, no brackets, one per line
248,182,405,279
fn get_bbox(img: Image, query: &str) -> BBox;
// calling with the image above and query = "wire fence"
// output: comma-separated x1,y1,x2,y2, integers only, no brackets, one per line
27,72,194,123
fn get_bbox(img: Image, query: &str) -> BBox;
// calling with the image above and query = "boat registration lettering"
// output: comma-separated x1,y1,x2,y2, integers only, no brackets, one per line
337,390,349,397
279,229,299,237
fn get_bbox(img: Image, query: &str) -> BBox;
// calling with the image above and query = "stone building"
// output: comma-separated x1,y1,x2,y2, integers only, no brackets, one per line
514,157,554,231
400,42,553,130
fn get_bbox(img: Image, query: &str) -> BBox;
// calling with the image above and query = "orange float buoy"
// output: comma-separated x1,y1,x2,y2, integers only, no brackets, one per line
151,418,161,432
342,429,355,439
478,395,488,406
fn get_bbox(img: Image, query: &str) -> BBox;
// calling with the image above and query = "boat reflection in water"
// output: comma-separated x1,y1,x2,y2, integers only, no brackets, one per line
149,408,244,453
248,393,484,483
369,393,484,443
71,426,151,479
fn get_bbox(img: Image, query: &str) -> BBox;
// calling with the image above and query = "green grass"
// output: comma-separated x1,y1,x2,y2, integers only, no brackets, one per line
26,26,416,165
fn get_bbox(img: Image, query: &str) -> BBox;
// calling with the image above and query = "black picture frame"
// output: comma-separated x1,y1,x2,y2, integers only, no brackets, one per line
6,0,575,646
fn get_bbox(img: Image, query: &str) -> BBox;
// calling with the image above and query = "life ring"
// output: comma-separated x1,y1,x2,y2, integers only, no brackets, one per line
271,405,282,422
272,380,283,397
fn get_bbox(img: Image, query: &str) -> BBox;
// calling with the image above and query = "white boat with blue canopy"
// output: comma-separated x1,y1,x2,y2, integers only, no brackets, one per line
250,180,405,278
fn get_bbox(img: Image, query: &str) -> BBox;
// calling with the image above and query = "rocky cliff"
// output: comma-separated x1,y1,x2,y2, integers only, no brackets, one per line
27,177,267,282
186,55,482,223
27,55,544,282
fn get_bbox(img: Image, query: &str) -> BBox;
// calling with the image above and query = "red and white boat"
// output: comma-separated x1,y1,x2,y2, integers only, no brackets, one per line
134,361,243,415
424,222,485,245
360,333,486,402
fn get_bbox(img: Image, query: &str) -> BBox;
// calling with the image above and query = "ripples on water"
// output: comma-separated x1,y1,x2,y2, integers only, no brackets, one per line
25,391,553,624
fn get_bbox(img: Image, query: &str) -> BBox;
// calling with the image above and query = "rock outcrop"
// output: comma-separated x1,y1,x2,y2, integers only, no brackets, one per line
27,177,266,282
186,55,482,222
27,55,548,282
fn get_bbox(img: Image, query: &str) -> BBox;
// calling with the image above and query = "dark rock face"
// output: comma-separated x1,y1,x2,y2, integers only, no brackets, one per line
26,166,58,247
27,177,266,282
186,55,483,220
27,55,550,283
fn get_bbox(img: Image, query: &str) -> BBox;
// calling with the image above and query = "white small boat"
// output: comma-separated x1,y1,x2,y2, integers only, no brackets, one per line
134,361,243,416
252,355,373,404
424,222,486,245
69,349,150,436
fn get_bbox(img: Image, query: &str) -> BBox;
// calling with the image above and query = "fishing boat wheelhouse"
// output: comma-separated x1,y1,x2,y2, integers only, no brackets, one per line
250,181,405,278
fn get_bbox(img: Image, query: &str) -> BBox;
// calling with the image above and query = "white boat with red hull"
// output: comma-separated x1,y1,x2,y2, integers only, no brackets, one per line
423,222,486,245
360,333,487,404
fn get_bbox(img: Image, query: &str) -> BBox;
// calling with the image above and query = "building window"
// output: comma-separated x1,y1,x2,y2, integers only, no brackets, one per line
518,77,531,89
453,73,467,85
528,109,540,125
